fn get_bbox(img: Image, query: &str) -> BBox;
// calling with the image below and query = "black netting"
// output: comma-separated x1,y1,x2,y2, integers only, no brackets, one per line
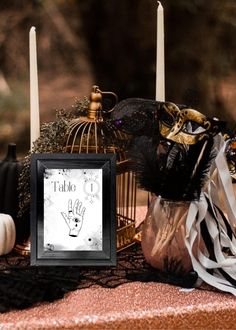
0,245,198,313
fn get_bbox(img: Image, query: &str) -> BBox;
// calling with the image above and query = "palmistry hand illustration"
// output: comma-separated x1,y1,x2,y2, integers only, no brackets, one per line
61,199,85,237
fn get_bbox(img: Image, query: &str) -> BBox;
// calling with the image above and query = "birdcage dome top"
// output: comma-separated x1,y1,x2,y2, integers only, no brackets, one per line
64,86,130,163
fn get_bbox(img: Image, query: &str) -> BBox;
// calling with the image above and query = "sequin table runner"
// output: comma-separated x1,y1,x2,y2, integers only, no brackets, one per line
0,280,236,330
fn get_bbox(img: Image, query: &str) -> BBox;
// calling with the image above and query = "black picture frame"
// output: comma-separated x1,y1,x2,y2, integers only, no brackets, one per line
30,153,116,266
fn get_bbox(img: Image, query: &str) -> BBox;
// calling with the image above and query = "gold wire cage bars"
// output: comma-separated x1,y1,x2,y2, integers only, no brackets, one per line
64,86,137,251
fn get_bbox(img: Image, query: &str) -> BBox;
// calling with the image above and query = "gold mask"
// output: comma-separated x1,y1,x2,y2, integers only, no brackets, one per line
159,102,211,145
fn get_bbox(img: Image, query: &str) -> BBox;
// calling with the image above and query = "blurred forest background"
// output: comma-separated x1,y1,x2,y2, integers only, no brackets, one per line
0,0,236,157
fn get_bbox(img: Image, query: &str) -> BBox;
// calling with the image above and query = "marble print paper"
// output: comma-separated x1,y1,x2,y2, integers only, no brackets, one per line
44,168,103,251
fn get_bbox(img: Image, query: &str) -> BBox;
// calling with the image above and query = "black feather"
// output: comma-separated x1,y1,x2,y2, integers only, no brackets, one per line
130,136,216,201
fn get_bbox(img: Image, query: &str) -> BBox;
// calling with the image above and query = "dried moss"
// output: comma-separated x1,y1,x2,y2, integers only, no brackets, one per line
18,100,88,218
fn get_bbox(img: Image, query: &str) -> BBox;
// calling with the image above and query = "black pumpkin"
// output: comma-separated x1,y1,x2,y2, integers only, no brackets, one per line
0,144,24,241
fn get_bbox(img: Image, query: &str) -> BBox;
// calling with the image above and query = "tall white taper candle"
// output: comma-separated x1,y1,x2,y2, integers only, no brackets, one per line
155,1,165,101
29,26,40,150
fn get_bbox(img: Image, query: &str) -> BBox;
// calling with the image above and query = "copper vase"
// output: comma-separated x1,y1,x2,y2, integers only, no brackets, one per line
141,197,193,274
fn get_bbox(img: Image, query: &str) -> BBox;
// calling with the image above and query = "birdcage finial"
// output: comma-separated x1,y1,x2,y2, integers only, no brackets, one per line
87,85,103,120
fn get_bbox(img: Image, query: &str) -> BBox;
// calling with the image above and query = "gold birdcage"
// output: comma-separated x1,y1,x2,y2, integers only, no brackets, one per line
64,85,137,251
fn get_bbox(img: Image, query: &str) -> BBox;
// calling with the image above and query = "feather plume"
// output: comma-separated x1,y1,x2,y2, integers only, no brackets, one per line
130,136,216,201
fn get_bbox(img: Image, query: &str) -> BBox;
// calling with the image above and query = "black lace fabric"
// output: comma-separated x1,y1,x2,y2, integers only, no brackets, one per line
0,245,198,312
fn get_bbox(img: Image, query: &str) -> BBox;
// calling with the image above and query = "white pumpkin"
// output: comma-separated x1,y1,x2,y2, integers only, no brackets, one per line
0,213,16,255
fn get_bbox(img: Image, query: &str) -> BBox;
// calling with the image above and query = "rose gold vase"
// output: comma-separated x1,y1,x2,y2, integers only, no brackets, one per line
141,197,193,274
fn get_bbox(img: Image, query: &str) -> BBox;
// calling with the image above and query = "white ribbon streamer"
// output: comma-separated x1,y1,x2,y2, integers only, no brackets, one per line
184,134,236,295
185,197,236,294
212,134,236,226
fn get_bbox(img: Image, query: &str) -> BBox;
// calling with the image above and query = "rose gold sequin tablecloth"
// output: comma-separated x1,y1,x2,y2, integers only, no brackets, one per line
1,201,236,330
0,282,236,330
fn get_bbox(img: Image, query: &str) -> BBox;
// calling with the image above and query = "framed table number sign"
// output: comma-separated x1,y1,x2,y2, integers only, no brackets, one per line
30,153,116,266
